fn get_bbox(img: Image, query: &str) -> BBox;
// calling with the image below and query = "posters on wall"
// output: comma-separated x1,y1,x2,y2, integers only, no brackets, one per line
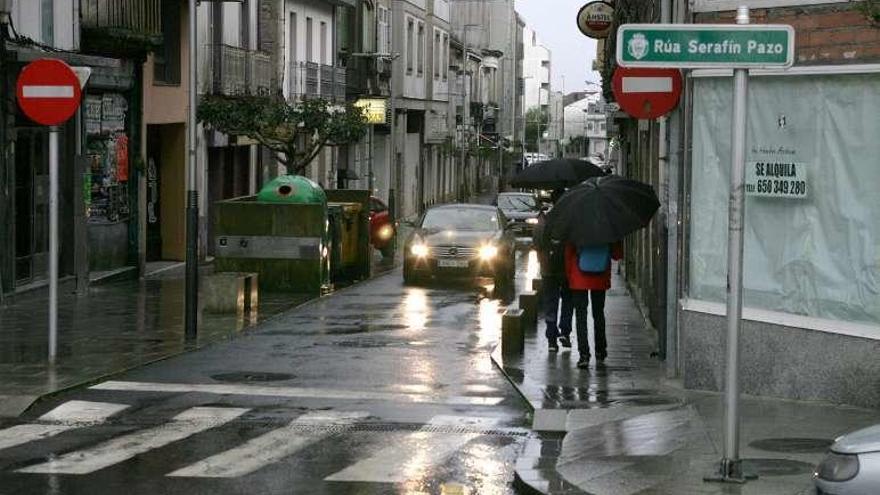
85,92,130,223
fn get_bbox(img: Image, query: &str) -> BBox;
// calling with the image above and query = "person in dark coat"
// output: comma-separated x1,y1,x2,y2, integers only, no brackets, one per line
563,241,623,368
532,189,573,352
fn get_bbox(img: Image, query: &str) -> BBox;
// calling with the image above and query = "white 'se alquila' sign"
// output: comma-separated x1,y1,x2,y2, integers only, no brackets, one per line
745,161,807,198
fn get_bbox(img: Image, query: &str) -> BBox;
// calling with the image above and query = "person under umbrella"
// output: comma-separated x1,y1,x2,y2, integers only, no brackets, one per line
532,189,573,352
546,176,660,368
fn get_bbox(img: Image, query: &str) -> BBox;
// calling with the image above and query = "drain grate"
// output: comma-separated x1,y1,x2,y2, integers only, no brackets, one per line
749,438,832,454
743,458,816,476
211,371,294,383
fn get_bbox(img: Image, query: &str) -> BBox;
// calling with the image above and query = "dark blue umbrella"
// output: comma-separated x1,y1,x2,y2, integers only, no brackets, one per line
546,175,660,245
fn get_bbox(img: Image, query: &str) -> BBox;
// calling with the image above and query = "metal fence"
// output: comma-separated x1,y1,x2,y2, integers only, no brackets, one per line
81,0,161,36
204,44,275,96
289,62,347,102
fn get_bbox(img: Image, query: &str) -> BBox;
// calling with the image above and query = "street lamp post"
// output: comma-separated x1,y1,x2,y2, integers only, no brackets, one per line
185,0,199,342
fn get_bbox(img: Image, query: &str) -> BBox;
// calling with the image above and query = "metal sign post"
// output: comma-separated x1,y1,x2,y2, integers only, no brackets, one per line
615,5,795,484
48,127,59,362
710,5,754,483
15,58,86,364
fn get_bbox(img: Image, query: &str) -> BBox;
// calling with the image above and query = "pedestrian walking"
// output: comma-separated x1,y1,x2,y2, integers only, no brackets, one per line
563,241,622,368
533,190,573,352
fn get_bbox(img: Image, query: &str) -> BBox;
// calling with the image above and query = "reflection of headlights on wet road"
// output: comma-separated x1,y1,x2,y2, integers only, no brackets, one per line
377,224,394,240
815,452,859,482
410,244,429,257
525,218,539,225
479,245,498,261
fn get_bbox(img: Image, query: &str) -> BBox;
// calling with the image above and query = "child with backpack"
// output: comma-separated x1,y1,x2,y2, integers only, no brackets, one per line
562,241,623,369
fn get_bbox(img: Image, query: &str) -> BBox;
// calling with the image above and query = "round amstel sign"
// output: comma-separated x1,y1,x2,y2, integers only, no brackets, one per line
577,1,614,39
612,66,682,120
16,59,82,126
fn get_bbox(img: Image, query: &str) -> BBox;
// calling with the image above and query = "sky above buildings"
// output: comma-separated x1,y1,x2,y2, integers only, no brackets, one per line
515,0,601,93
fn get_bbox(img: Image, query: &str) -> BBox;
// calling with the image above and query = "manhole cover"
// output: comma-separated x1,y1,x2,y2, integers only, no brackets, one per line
743,458,816,476
211,371,293,383
749,438,832,453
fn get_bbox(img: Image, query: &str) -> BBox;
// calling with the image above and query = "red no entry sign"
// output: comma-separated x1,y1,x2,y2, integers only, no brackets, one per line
16,59,83,126
612,67,682,120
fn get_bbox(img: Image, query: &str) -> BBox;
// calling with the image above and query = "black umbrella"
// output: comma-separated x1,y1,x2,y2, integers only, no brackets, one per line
546,175,660,245
509,158,605,189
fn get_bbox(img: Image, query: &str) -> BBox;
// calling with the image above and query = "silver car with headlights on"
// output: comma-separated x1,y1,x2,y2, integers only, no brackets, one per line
402,204,515,289
814,424,880,494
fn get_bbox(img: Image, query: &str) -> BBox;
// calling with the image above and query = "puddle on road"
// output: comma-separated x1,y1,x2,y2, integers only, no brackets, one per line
211,371,294,383
743,458,816,476
749,437,833,453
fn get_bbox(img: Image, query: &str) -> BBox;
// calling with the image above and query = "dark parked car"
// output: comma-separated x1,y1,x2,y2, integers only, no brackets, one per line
369,197,395,258
403,204,516,288
495,192,542,237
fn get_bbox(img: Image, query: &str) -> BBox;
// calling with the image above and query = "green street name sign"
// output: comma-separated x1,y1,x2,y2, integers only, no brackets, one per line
617,24,795,68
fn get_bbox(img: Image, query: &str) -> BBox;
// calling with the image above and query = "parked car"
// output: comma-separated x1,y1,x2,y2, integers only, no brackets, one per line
369,197,395,258
403,204,516,288
814,424,880,494
495,192,542,237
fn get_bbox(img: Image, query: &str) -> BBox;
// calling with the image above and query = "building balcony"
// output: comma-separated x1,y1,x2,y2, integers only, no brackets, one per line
289,62,347,103
204,44,276,96
80,0,162,53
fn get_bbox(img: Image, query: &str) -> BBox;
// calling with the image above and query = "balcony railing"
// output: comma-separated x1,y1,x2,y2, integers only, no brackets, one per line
81,0,161,37
289,62,347,102
204,44,276,96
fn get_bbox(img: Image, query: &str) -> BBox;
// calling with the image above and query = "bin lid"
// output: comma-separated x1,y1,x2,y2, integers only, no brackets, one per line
257,175,327,204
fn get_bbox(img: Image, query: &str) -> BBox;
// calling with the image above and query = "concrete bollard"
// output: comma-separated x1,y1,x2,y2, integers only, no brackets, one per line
519,291,538,332
204,272,260,314
502,308,525,356
531,277,543,293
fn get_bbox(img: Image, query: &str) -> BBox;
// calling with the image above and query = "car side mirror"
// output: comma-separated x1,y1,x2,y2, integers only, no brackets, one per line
399,219,416,228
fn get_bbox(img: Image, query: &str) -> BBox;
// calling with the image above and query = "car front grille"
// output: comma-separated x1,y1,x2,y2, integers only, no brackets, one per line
434,245,478,258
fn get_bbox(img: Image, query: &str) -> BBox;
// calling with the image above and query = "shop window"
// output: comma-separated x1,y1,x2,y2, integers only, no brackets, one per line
154,0,181,85
83,94,131,224
689,73,880,326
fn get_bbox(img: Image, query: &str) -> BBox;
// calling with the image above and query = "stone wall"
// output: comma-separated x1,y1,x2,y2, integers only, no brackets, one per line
681,310,880,409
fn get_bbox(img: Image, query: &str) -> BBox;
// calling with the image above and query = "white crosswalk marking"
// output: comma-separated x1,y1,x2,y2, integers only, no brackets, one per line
167,410,369,478
0,401,129,452
16,407,249,475
89,380,504,406
324,415,500,483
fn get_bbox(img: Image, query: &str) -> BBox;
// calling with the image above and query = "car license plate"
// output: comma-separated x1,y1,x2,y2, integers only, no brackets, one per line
437,259,469,268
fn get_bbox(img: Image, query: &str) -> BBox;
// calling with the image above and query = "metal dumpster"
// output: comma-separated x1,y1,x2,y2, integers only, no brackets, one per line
214,177,330,295
326,190,371,283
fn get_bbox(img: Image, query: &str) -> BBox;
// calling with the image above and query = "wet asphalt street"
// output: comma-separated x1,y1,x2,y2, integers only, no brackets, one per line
0,255,536,495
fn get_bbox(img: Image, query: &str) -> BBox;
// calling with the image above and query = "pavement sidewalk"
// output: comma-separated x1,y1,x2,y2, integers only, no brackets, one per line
0,251,398,418
494,267,879,495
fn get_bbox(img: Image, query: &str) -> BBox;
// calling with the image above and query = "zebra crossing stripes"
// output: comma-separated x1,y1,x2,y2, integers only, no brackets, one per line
324,415,501,483
16,407,249,475
167,410,370,478
89,380,505,406
0,401,128,452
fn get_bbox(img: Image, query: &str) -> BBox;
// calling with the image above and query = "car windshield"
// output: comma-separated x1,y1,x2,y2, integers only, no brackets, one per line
497,195,538,212
421,208,500,231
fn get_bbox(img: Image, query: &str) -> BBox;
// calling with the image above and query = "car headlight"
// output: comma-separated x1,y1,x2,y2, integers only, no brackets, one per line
525,218,539,225
378,224,394,240
410,243,429,257
815,452,860,482
479,244,499,261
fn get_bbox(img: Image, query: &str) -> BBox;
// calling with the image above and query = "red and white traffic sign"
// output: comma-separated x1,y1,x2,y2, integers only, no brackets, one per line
612,67,682,120
16,59,83,126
